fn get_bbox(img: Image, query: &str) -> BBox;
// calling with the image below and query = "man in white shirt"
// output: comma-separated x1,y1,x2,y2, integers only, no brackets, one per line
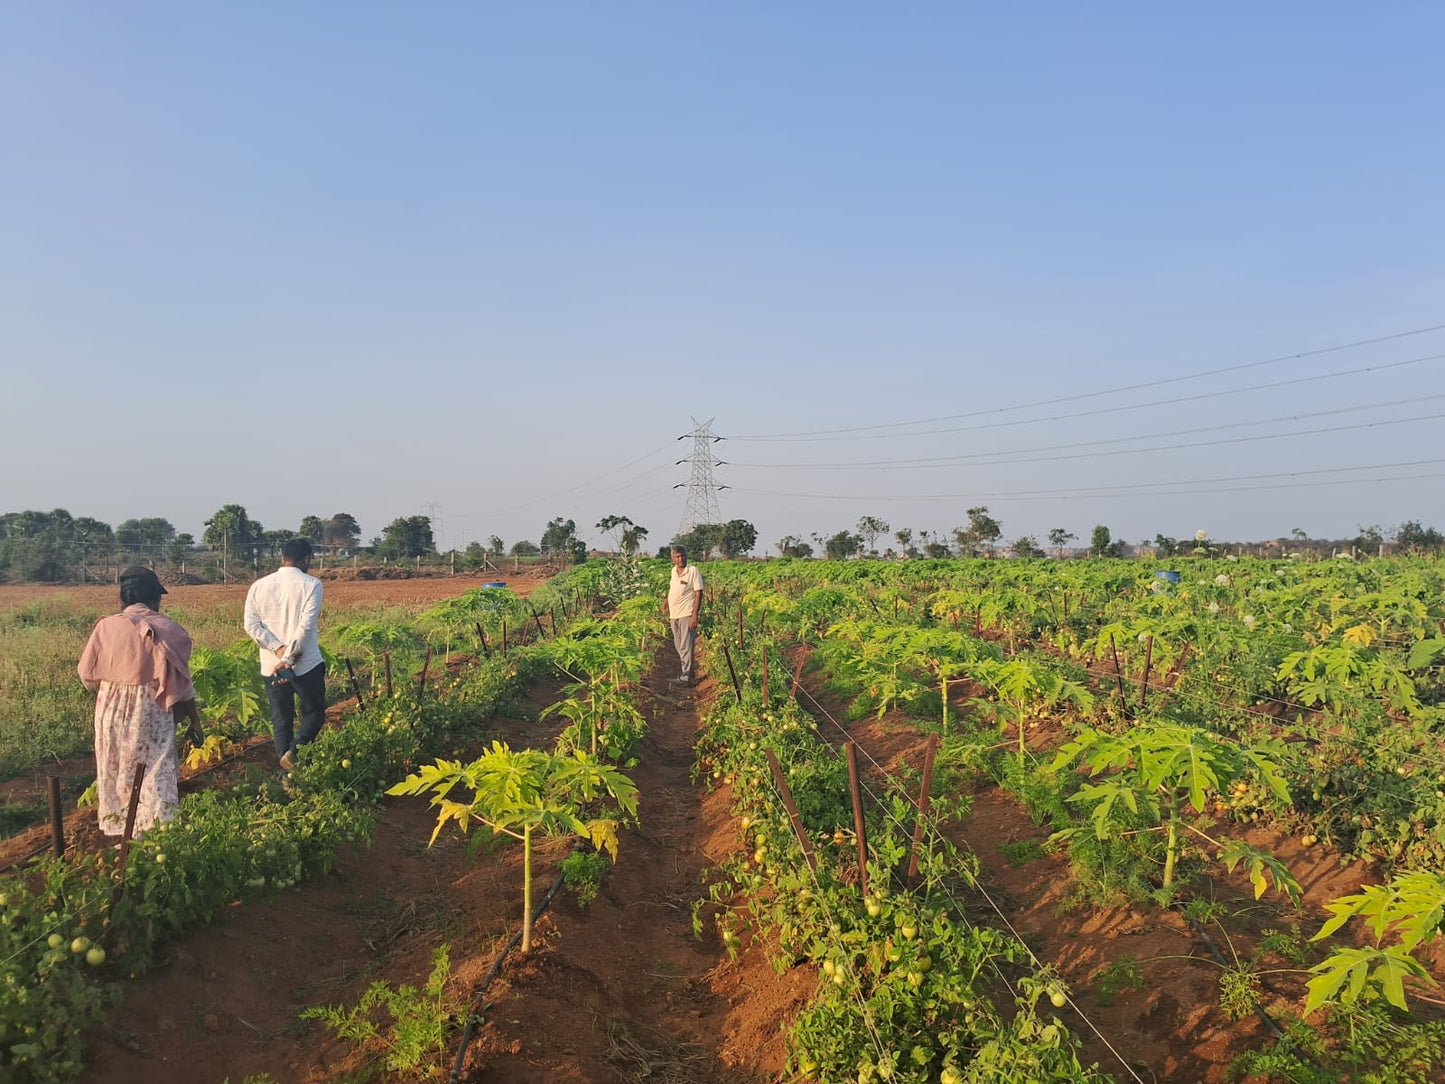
661,545,703,686
244,538,326,771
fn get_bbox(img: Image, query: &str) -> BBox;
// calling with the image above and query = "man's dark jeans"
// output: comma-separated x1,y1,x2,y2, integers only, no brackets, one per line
265,661,327,758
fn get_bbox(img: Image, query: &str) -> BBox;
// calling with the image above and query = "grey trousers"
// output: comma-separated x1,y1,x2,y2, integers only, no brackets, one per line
670,618,696,680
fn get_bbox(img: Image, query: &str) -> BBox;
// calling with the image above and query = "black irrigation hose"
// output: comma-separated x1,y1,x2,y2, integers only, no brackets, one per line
1173,903,1288,1042
448,861,572,1084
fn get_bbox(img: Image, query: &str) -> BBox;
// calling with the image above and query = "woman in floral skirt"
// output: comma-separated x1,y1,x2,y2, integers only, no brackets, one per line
77,566,202,837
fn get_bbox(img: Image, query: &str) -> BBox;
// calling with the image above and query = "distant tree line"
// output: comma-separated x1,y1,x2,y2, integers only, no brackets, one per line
5,501,1441,584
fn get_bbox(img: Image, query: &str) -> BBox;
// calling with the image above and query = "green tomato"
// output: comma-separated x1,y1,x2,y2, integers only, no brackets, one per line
901,924,917,940
70,937,89,955
47,934,64,950
864,896,882,918
941,1067,963,1084
85,947,106,966
1049,987,1067,1008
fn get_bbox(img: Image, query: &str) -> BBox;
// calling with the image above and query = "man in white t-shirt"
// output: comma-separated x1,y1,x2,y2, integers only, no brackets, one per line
661,545,703,686
243,538,326,771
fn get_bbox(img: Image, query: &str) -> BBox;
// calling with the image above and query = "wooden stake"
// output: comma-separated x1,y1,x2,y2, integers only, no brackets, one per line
720,640,742,704
344,657,366,709
502,619,508,653
1107,634,1127,718
845,742,869,899
1137,634,1154,711
417,647,433,700
761,647,769,705
906,736,939,886
47,776,64,858
764,748,817,873
475,622,490,658
384,651,394,699
529,605,546,641
791,648,808,700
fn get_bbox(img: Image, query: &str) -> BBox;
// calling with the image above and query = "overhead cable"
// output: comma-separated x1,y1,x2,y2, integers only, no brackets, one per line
731,321,1445,441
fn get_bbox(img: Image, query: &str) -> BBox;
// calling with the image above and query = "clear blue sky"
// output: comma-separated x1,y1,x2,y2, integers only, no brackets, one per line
4,4,1443,553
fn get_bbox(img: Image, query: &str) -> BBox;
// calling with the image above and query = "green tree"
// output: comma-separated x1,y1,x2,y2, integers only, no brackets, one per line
204,504,264,565
1153,533,1179,557
1047,528,1076,558
322,513,362,551
719,519,758,558
0,509,78,581
777,535,813,558
298,516,326,544
168,532,195,566
486,535,505,556
540,518,587,563
894,527,917,558
116,517,176,554
510,539,540,557
856,515,889,556
619,523,648,556
954,506,1002,557
595,515,634,553
1010,534,1044,558
1089,525,1113,558
825,530,863,560
1393,520,1444,554
378,516,436,560
672,523,725,559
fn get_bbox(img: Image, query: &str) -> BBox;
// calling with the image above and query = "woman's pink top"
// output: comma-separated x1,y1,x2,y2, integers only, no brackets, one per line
78,604,195,710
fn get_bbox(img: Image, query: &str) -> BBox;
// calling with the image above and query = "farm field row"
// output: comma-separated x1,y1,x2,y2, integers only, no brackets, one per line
0,569,555,834
7,554,1445,1083
693,555,1445,1082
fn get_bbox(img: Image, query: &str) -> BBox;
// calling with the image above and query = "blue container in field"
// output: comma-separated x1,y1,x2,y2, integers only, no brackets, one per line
1154,571,1182,584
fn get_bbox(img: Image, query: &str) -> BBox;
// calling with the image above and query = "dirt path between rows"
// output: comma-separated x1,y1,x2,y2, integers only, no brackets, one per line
82,642,805,1083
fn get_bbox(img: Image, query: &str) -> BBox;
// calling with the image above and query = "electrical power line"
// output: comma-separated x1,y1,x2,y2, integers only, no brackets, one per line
730,465,1445,504
730,394,1445,470
732,321,1445,441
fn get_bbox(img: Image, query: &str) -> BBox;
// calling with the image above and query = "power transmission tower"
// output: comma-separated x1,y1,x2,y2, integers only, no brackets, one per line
675,417,727,535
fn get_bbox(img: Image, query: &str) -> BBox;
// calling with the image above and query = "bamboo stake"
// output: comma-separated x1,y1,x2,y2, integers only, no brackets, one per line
384,651,393,699
47,776,64,858
1137,634,1154,711
845,742,869,899
417,647,433,700
720,640,742,704
344,657,366,709
1107,634,1128,718
764,749,817,873
475,622,490,658
906,736,940,886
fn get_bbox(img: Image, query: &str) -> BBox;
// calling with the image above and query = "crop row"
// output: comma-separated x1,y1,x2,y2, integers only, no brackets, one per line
0,562,642,1083
696,556,1445,1082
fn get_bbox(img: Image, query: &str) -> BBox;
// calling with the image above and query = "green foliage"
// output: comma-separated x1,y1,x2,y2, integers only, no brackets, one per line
1050,722,1291,891
389,742,638,951
302,943,455,1074
1305,871,1445,1014
377,515,436,560
560,849,612,908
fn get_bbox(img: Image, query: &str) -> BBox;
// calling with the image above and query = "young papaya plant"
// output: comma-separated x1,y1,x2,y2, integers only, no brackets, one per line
1049,722,1292,893
388,742,638,951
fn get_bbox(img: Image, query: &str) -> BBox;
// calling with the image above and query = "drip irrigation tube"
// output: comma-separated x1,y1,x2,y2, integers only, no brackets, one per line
448,862,572,1084
1173,902,1287,1041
